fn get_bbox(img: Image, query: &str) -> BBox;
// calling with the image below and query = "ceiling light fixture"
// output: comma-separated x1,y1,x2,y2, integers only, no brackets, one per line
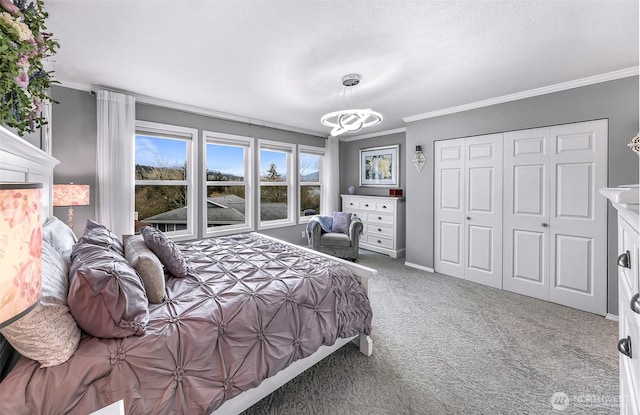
321,74,383,137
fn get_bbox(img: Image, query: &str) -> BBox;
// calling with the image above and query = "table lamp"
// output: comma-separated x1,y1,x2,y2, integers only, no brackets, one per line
53,184,90,229
0,182,43,329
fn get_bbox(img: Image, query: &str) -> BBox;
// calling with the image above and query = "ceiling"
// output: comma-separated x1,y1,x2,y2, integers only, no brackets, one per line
45,0,639,138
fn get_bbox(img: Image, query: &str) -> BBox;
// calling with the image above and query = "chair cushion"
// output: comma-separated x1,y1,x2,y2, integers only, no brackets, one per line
332,211,352,234
320,232,351,248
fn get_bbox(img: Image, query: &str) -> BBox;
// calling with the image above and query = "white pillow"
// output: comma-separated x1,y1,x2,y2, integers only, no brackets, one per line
43,216,77,256
0,240,81,367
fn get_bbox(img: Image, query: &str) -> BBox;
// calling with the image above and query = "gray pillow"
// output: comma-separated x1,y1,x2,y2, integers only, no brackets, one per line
124,235,166,303
79,219,124,256
68,232,149,338
140,226,190,278
0,241,81,367
332,211,352,234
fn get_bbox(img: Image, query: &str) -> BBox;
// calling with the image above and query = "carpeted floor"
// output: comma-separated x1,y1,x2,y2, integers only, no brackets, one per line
241,249,619,415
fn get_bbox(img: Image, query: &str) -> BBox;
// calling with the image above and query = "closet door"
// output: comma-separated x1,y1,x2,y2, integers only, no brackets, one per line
503,128,551,300
548,120,608,315
434,139,465,279
464,134,503,289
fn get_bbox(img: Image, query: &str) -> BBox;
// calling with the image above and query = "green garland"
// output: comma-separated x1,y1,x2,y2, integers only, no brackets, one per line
0,0,58,136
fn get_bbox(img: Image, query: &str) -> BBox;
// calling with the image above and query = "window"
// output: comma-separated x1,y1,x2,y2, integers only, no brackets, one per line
298,145,324,222
259,140,295,229
204,131,254,236
134,121,197,241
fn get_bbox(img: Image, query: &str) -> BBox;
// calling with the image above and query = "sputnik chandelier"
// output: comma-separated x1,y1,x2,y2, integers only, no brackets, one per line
321,74,383,137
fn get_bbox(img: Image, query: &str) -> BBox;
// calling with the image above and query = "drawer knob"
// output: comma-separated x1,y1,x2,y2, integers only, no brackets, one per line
618,336,632,358
377,216,382,220
377,240,382,244
466,216,471,220
365,204,369,207
618,251,631,269
378,228,382,232
631,293,640,314
382,205,387,209
349,202,354,206
541,223,548,227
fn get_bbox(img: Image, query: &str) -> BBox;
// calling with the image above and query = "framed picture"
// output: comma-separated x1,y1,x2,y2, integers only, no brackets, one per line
359,144,399,187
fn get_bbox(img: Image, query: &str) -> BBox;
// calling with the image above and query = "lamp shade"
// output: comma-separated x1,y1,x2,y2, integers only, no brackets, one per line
53,184,90,206
0,182,43,328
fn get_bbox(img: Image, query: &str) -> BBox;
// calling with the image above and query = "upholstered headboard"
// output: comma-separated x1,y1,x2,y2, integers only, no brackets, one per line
0,125,59,380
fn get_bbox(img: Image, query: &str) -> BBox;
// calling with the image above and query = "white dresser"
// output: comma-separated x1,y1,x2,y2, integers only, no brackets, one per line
341,194,406,258
600,187,640,415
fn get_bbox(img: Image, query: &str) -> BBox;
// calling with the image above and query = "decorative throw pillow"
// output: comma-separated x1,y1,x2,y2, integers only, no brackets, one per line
68,235,149,338
42,216,77,256
78,219,124,256
141,226,190,278
124,235,166,303
332,211,352,234
0,241,81,367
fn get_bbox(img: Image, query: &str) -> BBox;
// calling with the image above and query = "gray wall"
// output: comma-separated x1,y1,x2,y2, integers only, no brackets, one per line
49,85,324,240
50,86,97,236
338,132,406,197
404,76,639,315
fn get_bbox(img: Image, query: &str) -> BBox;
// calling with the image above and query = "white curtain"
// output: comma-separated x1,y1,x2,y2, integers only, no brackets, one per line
96,90,135,238
321,135,340,215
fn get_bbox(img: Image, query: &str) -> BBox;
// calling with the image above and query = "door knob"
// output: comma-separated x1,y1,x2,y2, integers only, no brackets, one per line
618,336,632,358
618,251,631,269
631,293,640,314
541,223,548,227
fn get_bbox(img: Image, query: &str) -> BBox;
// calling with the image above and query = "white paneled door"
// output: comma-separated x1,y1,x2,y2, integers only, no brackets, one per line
503,120,608,315
434,140,465,279
464,134,503,289
434,134,503,289
435,120,607,315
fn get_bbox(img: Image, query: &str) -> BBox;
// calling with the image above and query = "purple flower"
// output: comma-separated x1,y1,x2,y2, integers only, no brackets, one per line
14,69,29,87
17,54,28,68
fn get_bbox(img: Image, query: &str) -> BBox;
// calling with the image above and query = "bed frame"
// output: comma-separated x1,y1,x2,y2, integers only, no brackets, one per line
0,125,375,415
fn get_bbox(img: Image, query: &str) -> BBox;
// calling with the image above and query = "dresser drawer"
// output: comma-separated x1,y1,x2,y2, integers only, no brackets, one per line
358,200,376,211
366,212,394,225
619,217,638,295
366,234,394,249
343,199,358,210
366,223,393,237
376,201,395,213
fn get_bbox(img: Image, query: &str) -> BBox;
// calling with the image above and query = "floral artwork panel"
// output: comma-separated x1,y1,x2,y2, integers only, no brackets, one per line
359,145,399,187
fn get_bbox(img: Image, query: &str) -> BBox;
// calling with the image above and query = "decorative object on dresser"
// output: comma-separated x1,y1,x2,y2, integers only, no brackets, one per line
599,185,640,415
342,194,406,258
53,183,90,229
627,132,640,155
0,182,43,328
412,145,426,172
359,144,399,187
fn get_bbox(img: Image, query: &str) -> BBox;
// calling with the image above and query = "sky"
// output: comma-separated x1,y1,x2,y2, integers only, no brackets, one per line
135,135,318,178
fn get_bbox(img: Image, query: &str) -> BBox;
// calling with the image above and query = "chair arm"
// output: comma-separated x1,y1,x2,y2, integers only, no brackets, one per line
349,219,363,248
308,221,322,250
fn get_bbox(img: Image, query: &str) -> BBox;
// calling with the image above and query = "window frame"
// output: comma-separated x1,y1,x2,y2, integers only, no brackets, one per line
297,144,324,224
134,120,198,242
202,131,255,237
258,139,296,230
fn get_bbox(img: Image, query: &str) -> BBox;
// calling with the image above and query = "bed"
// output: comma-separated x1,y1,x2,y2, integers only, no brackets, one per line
0,125,375,414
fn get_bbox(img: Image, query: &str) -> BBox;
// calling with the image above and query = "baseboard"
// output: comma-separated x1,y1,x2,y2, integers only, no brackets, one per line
404,261,434,273
605,313,619,322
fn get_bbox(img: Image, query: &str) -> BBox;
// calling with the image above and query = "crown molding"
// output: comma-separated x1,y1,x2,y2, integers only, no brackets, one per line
403,67,640,123
340,127,407,142
55,79,326,138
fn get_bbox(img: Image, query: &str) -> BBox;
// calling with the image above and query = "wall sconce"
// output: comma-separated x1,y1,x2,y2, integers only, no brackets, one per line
413,145,426,172
0,182,43,328
53,183,90,229
628,132,640,155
